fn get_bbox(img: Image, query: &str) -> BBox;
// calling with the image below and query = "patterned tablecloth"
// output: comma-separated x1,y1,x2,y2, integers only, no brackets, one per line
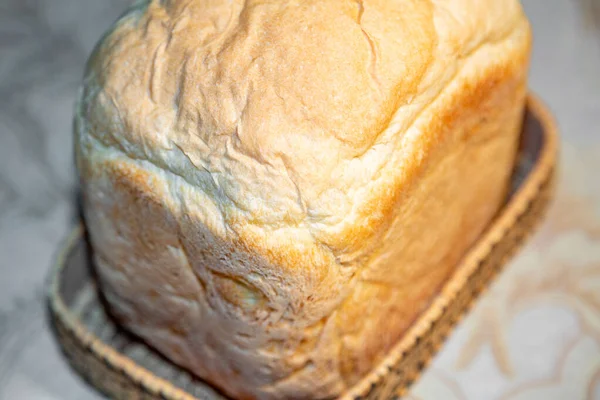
1,1,599,399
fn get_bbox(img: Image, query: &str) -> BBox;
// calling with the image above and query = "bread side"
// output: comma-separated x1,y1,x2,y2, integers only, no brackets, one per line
76,1,531,398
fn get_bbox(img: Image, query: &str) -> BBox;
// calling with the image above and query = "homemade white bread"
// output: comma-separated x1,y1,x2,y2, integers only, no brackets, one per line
75,0,531,398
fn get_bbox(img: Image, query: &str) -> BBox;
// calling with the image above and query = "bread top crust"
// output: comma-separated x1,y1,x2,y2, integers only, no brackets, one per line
76,0,529,270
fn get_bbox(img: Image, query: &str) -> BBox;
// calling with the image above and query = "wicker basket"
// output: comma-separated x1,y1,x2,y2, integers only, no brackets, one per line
48,95,558,400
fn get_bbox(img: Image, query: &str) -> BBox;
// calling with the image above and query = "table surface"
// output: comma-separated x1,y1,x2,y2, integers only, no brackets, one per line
1,1,599,399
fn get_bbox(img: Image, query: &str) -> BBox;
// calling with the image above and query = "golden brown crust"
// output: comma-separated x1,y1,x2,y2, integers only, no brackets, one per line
336,53,530,383
76,1,532,398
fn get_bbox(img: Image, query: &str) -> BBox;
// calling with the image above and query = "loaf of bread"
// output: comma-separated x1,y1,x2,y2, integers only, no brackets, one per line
75,0,531,398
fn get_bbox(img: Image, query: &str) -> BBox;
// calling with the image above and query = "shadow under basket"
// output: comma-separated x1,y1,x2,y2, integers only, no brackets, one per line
48,95,558,400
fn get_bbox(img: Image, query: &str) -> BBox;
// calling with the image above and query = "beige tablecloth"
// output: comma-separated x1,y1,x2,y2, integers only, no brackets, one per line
1,1,599,399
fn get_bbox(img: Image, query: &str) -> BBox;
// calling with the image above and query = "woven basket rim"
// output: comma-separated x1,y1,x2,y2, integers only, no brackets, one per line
48,93,558,400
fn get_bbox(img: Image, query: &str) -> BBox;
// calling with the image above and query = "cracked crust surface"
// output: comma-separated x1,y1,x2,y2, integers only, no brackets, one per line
75,0,531,398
